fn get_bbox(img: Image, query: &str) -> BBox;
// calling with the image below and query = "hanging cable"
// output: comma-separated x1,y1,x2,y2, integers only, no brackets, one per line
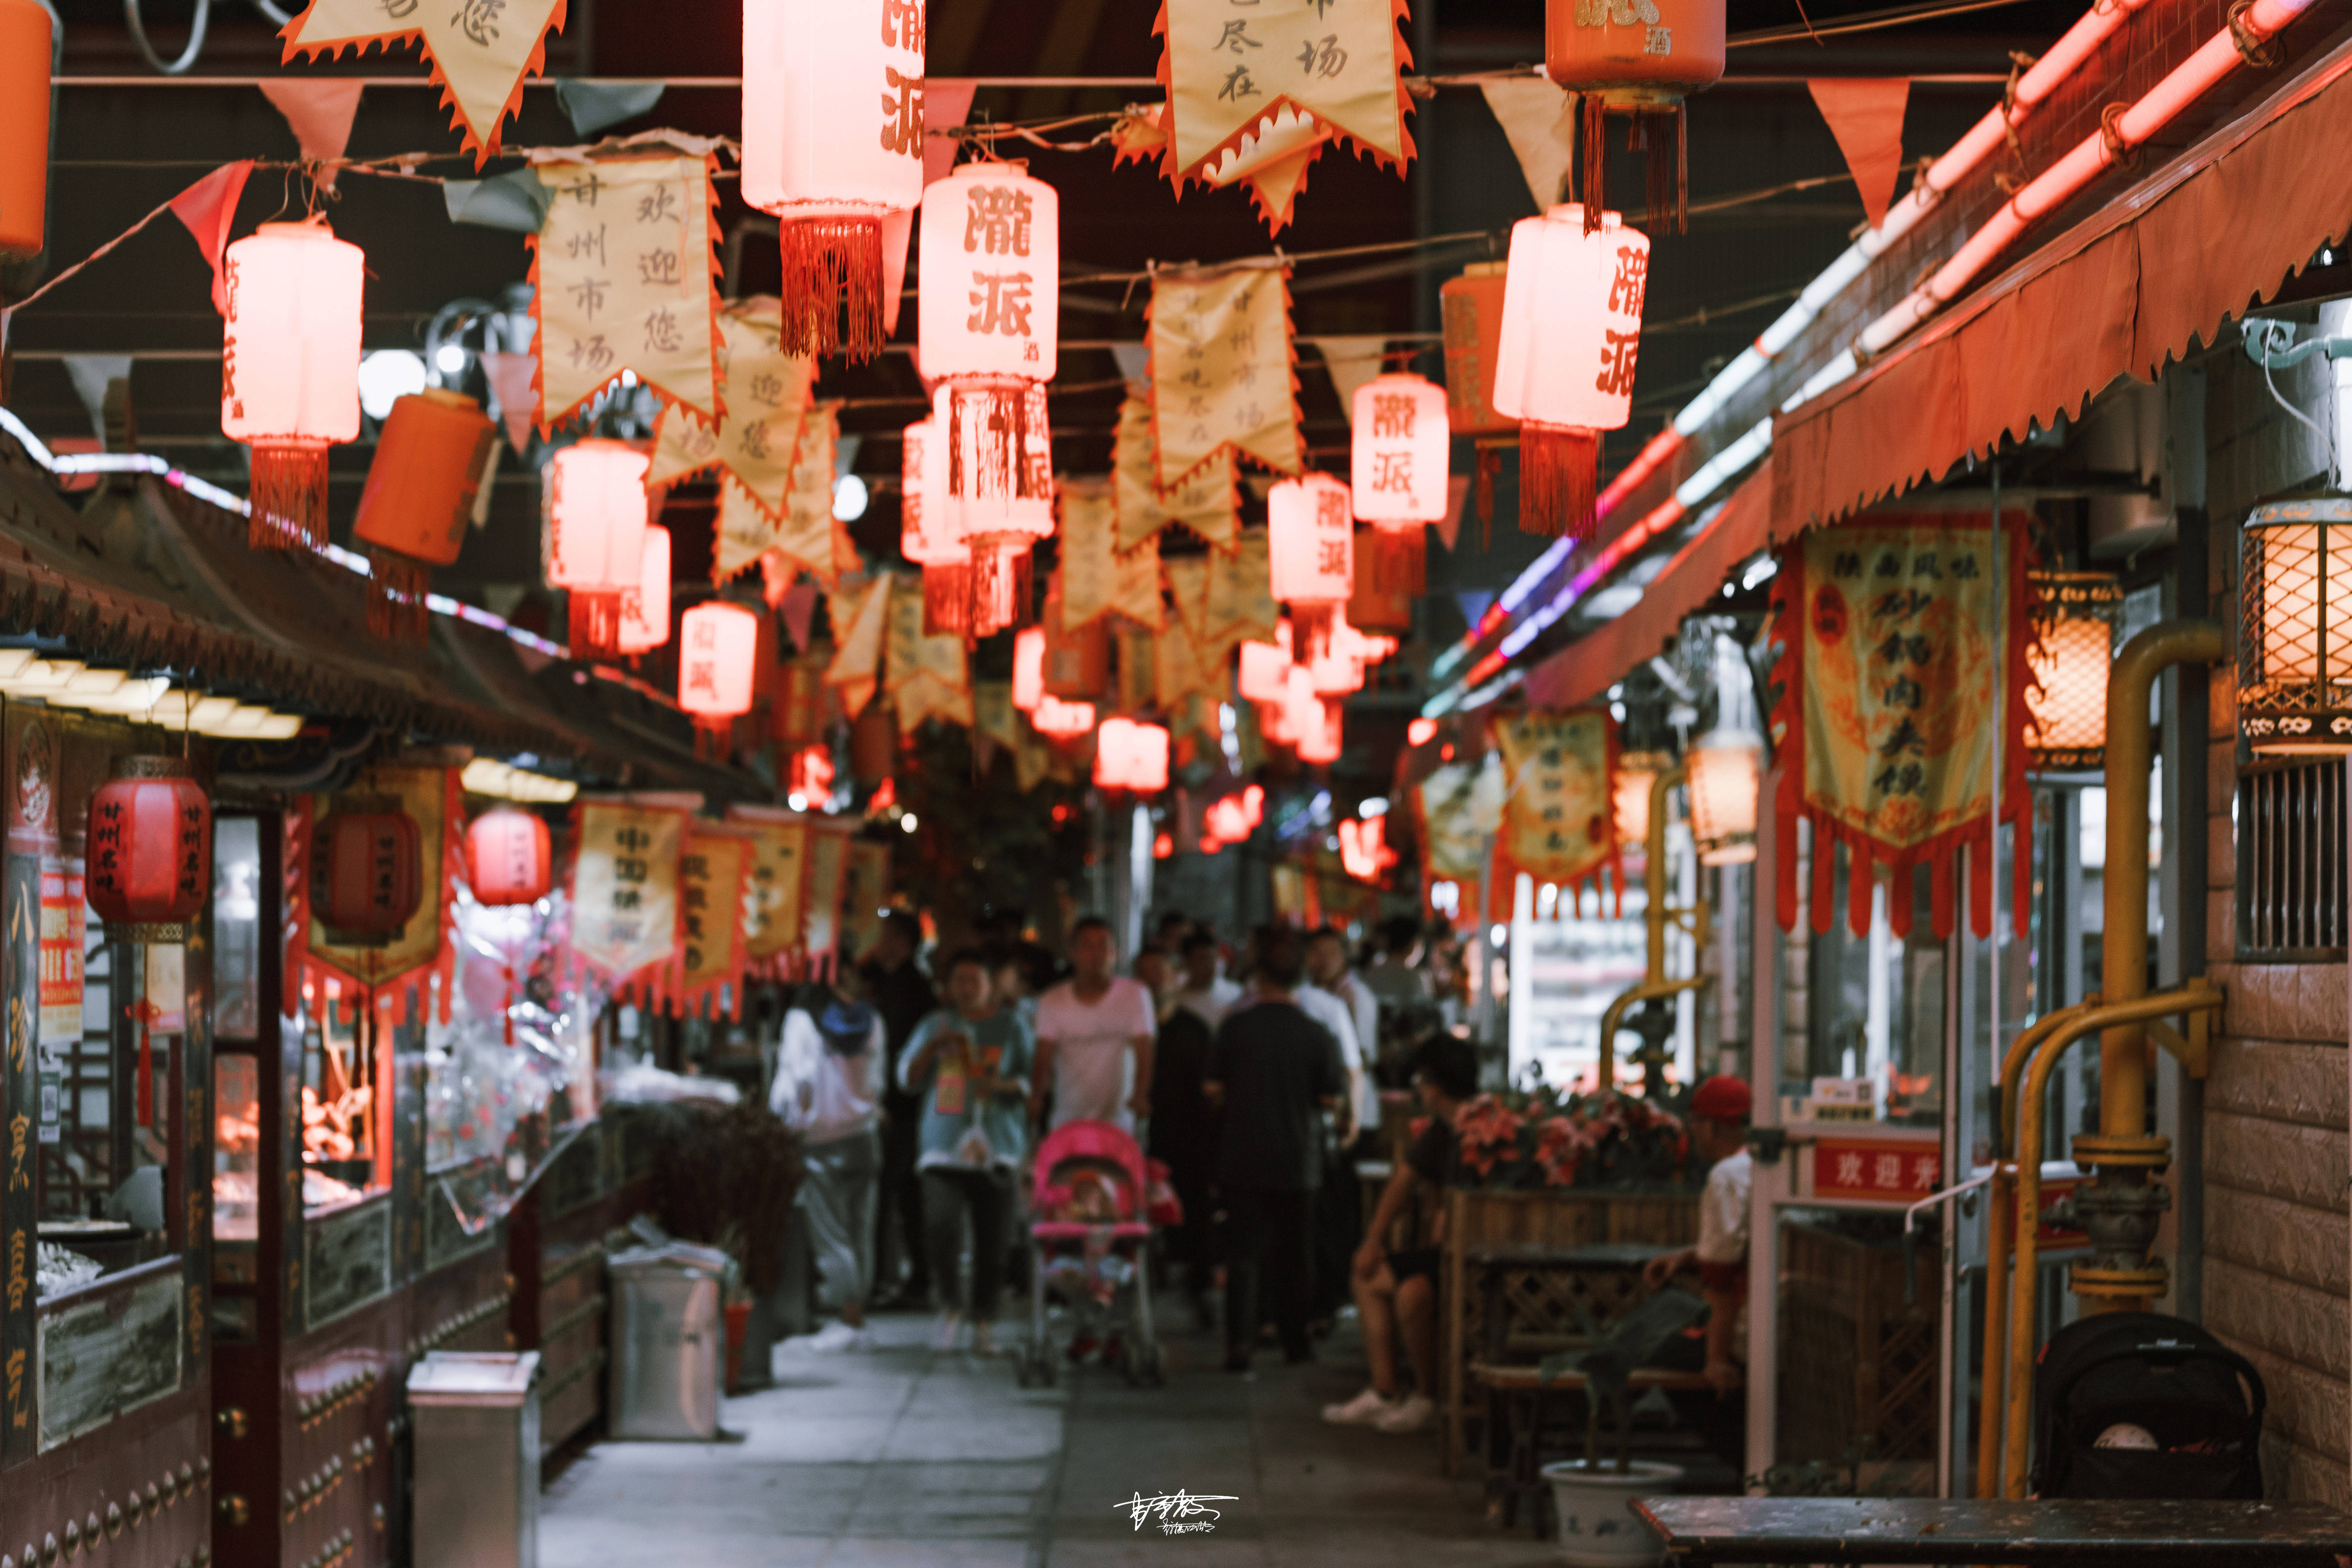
121,0,212,75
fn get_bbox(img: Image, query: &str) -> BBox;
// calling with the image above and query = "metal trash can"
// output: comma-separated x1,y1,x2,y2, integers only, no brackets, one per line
406,1351,541,1568
608,1242,731,1440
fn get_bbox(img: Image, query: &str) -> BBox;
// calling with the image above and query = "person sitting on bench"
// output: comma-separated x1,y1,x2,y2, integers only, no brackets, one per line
1641,1074,1754,1467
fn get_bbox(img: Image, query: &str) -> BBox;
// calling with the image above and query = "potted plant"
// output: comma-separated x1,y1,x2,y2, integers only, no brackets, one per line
1537,1288,1706,1566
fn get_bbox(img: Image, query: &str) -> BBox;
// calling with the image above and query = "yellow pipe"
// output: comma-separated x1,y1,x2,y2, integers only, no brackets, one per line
2097,621,2224,1138
1593,766,1701,1093
2001,983,2223,1497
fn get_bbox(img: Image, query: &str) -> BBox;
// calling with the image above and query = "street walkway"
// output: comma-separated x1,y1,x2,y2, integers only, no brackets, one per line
540,1308,1561,1568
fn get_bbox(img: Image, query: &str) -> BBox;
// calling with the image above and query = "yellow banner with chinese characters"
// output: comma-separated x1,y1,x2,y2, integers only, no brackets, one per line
1163,556,1211,646
1154,613,1219,710
1062,482,1165,631
570,800,686,987
532,150,721,433
1146,267,1303,489
281,0,564,163
1157,0,1414,185
648,296,815,518
1492,710,1619,902
1204,527,1281,660
842,840,892,960
803,824,850,964
1116,628,1157,716
886,574,974,732
825,572,893,719
739,401,846,589
677,826,750,1011
1114,396,1239,552
729,810,809,966
1770,514,2033,942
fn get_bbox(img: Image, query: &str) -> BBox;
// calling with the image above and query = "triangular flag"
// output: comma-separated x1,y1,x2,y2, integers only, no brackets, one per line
1478,78,1577,212
1438,473,1471,551
258,79,364,192
62,356,131,442
554,79,664,137
778,580,820,651
882,78,980,339
1807,79,1911,230
167,161,255,315
479,351,538,454
1312,337,1390,425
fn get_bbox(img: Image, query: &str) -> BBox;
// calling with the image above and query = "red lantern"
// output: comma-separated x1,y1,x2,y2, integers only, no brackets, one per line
1545,0,1723,233
312,799,424,946
353,389,498,645
1440,263,1517,528
222,220,365,552
1093,718,1170,793
1238,621,1293,703
1032,695,1095,739
618,526,673,656
0,0,52,262
902,416,971,637
466,808,552,907
1268,473,1355,662
1351,372,1446,598
1492,204,1648,540
544,439,653,657
1297,698,1343,766
1012,626,1046,712
86,757,211,943
679,601,761,735
740,0,925,360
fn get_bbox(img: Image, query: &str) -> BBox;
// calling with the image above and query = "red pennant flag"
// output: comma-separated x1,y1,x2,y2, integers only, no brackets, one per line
480,352,539,455
1808,79,1911,230
777,581,819,652
258,80,365,192
168,161,255,315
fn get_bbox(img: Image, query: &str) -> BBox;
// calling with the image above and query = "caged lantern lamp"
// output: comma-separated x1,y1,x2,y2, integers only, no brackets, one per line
1613,748,1671,847
543,439,653,658
2025,572,2124,771
1685,729,1761,866
2239,498,2352,754
1350,371,1448,598
222,220,366,552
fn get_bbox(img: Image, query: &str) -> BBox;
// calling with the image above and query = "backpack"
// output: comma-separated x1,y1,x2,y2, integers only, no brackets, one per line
2030,1311,2265,1500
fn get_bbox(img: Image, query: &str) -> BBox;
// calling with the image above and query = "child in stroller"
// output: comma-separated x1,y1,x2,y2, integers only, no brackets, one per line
1016,1119,1175,1387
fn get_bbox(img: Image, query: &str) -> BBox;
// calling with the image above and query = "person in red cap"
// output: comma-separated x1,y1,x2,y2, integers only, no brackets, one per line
1642,1074,1754,1467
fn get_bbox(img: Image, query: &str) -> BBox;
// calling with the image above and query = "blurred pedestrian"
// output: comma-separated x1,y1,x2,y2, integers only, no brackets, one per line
863,911,937,1309
772,955,885,1353
1170,929,1241,1029
1031,916,1156,1132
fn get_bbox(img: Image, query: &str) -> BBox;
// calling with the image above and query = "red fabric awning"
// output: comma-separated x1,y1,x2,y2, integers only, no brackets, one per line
1522,458,1776,710
1772,36,2352,534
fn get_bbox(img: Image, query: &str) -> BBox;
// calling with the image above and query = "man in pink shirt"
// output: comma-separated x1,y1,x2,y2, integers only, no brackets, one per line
1029,916,1157,1132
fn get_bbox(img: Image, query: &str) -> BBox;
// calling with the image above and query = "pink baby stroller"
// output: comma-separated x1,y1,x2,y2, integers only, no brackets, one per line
1016,1119,1168,1387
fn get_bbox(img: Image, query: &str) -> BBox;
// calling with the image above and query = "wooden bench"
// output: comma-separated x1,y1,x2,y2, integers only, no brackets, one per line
1473,1361,1714,1534
1630,1496,2352,1566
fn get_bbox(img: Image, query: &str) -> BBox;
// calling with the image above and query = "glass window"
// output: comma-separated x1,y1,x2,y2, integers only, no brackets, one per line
298,982,390,1213
212,816,262,1041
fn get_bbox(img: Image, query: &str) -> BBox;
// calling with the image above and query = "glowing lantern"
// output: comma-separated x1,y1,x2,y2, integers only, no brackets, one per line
1338,816,1395,881
790,744,835,803
1545,0,1723,233
1,0,52,260
1310,618,1397,696
312,799,424,944
2022,572,2123,770
1263,664,1322,749
1614,748,1670,846
1686,729,1761,866
221,220,365,552
1012,626,1046,711
466,808,553,907
901,416,971,637
544,439,652,657
740,0,924,360
1032,695,1095,738
86,757,211,943
1440,262,1517,527
1239,620,1294,703
1093,718,1170,793
353,389,496,644
1297,698,1343,765
618,526,673,656
1407,716,1438,747
1351,372,1447,597
2237,499,2352,754
1492,204,1648,540
679,600,761,737
1204,793,1253,846
923,162,1061,637
1268,473,1355,661
1240,784,1265,827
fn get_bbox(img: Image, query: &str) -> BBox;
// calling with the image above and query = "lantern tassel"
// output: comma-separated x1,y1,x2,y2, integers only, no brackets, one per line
1292,603,1338,666
365,549,434,646
923,562,973,639
568,591,623,657
1643,106,1689,236
946,383,1035,504
778,217,885,363
967,537,1033,640
1519,426,1600,539
248,443,330,552
1580,96,1608,232
1364,528,1426,597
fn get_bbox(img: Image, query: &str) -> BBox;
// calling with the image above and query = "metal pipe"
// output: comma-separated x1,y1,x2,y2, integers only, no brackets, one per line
1594,767,1702,1091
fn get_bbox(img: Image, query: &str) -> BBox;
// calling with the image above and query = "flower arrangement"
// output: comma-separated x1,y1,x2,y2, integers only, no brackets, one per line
1416,1086,1694,1191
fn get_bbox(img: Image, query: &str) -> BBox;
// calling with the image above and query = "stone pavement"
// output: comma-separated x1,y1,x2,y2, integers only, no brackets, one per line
540,1308,1568,1568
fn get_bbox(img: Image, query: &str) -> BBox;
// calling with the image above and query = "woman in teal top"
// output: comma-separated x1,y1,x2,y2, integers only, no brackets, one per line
898,948,1034,1354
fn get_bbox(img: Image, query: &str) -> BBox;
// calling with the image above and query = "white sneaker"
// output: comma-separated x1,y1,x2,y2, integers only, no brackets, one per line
1374,1393,1434,1434
1323,1386,1397,1426
804,1321,861,1354
932,1312,965,1352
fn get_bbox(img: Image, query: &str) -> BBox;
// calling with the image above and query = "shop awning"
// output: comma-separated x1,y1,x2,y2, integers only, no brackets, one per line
1771,35,2352,534
1521,460,1776,710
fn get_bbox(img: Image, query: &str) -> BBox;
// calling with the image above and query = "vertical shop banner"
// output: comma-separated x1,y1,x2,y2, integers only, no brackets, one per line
35,863,81,1147
1145,267,1304,488
677,827,751,1014
570,801,687,1001
1770,513,2034,940
1492,710,1620,905
802,824,850,967
0,710,55,1462
730,811,809,972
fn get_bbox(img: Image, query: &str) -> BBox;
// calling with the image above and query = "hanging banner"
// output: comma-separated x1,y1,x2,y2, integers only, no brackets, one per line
1155,0,1414,188
300,767,461,1021
279,0,564,164
530,147,723,434
754,402,849,588
1492,709,1621,905
1416,753,1504,882
825,572,895,719
1114,396,1239,552
1204,526,1281,660
648,295,816,518
1154,613,1218,710
677,825,751,1014
36,863,82,1148
1117,628,1158,716
569,799,687,999
1146,267,1304,489
803,823,850,967
1769,513,2034,941
886,571,975,731
729,809,810,971
1062,481,1165,631
841,840,893,960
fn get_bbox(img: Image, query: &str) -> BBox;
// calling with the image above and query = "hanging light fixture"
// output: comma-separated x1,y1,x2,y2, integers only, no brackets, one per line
2026,571,2124,771
922,162,1061,638
1,0,51,263
352,389,497,645
1685,729,1761,865
1094,718,1171,793
1545,0,1724,233
1268,472,1355,663
221,220,365,552
544,439,652,658
465,808,553,908
1439,263,1517,531
86,758,211,943
2239,499,2352,754
1614,748,1671,847
1350,371,1448,598
739,0,925,360
1238,621,1294,703
679,600,762,740
1032,694,1096,738
1492,204,1648,539
901,415,971,637
312,798,424,946
617,526,674,656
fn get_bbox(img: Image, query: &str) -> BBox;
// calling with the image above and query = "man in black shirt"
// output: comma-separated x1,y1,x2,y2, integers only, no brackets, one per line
1323,1036,1478,1433
1204,927,1346,1372
862,911,938,1307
